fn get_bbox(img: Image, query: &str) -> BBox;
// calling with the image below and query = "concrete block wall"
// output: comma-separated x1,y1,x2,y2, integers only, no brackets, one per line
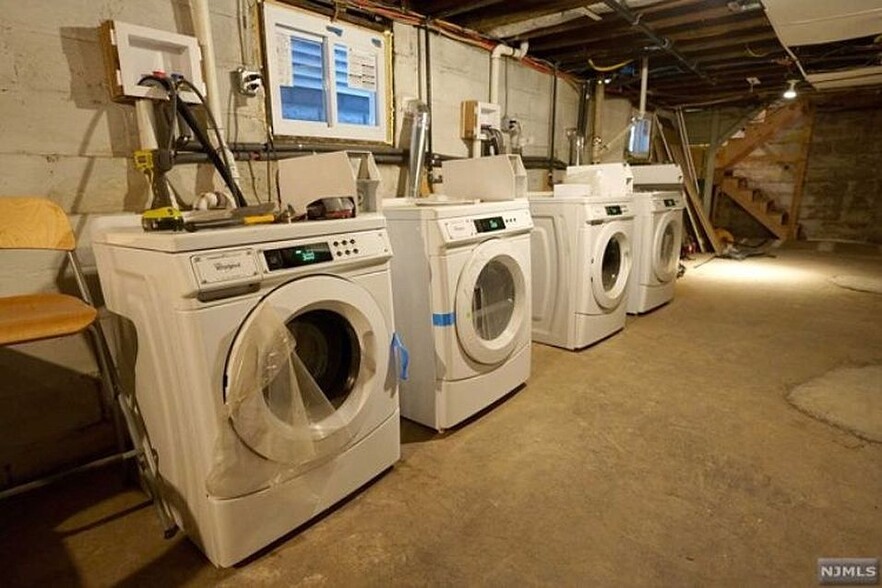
0,1,580,487
689,103,882,243
801,107,882,243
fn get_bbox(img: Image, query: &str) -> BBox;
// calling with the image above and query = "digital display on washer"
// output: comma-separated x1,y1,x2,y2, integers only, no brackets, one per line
474,216,506,233
664,198,676,207
605,205,623,216
264,242,333,270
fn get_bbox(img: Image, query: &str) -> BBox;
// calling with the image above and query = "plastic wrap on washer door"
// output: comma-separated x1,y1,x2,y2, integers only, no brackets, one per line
206,304,367,499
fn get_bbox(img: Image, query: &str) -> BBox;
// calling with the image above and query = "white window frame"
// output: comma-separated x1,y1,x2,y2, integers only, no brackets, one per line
263,2,391,143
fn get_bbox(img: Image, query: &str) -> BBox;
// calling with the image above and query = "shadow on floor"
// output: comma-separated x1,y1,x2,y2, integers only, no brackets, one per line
400,382,527,445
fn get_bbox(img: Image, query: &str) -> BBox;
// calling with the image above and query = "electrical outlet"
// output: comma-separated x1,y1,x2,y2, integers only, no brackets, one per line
235,67,263,97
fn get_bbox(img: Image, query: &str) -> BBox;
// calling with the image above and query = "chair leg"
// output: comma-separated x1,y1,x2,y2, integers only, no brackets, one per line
86,322,178,539
86,324,127,457
115,382,178,538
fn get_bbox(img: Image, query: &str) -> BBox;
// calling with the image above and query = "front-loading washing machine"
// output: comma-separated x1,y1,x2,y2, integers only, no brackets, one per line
529,194,634,349
383,199,533,430
628,164,686,314
92,215,400,567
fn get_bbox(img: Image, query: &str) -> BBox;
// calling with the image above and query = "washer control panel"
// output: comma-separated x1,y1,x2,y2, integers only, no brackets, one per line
651,191,684,211
440,208,533,243
586,202,633,222
189,230,391,291
261,230,390,272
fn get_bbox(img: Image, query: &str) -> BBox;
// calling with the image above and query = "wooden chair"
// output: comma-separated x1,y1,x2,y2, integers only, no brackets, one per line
0,198,176,535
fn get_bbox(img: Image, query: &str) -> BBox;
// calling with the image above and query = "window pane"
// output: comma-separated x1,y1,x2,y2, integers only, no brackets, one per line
334,44,377,127
280,36,327,122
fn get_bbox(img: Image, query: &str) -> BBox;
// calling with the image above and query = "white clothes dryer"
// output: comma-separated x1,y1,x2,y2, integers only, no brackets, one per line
628,164,686,314
384,199,533,430
92,216,400,567
530,195,634,350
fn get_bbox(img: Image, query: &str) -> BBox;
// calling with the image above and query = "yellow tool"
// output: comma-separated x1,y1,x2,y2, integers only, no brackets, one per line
183,213,276,232
142,207,184,232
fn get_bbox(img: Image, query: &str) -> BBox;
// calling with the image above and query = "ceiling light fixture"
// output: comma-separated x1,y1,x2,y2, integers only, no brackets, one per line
783,79,798,99
727,0,763,12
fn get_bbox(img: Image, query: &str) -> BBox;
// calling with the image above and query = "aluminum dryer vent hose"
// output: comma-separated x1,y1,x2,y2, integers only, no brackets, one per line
405,100,430,198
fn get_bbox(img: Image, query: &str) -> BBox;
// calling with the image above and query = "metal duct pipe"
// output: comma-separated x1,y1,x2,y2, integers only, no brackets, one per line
639,56,649,117
405,101,430,197
600,0,712,84
591,79,605,164
549,67,558,175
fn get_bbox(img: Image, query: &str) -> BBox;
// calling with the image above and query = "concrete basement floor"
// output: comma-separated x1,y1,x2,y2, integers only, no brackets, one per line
3,244,881,586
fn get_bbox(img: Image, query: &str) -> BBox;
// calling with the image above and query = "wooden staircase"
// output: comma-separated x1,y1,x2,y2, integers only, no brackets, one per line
712,99,815,241
719,176,789,240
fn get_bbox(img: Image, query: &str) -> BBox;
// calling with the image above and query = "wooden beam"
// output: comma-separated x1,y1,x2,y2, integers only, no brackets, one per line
528,0,737,52
464,0,710,34
788,103,816,239
677,31,779,53
665,18,772,43
657,113,724,253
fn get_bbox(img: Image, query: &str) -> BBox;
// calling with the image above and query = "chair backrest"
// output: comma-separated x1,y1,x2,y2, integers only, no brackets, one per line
0,197,76,251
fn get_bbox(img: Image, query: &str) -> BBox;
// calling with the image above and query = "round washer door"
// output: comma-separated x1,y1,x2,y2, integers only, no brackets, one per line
455,239,528,365
591,223,632,310
224,275,389,464
653,211,683,283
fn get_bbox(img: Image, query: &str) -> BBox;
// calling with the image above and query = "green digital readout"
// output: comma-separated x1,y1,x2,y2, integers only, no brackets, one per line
296,249,316,263
605,205,622,215
474,216,506,233
264,242,333,270
664,198,676,207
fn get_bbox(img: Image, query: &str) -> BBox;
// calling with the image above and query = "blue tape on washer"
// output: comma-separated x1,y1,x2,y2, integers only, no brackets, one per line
432,312,456,327
391,332,409,381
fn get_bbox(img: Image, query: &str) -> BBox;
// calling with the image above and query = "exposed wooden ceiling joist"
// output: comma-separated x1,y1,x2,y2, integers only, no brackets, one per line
406,0,880,108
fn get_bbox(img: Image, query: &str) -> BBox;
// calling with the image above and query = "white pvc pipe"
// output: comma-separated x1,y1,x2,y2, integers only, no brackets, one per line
490,41,528,105
135,100,158,151
639,57,648,118
191,0,241,185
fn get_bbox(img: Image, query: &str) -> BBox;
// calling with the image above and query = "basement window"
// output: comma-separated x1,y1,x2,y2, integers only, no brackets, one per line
263,3,391,143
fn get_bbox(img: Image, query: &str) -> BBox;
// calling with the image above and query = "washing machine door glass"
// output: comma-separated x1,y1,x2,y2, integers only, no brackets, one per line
653,212,682,283
223,275,389,466
284,309,360,410
591,223,632,310
455,239,527,365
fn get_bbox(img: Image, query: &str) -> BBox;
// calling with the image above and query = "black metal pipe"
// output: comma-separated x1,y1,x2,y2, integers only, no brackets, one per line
577,81,589,138
600,0,713,84
175,151,405,166
522,156,567,170
177,141,405,156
